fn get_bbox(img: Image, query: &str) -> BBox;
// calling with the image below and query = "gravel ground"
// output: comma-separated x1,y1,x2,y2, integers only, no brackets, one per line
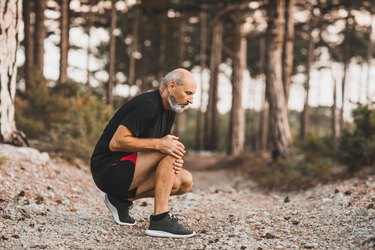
0,144,374,249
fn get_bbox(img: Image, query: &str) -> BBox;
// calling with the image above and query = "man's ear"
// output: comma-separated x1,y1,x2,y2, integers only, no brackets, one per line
168,81,176,93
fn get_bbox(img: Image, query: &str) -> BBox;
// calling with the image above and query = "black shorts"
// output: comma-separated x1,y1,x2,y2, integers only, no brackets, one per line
91,152,138,199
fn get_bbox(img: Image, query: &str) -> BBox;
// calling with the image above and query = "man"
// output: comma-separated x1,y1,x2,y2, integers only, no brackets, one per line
90,68,197,238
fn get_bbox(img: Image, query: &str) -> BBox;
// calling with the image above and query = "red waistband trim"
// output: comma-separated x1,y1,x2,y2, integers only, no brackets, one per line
119,152,138,165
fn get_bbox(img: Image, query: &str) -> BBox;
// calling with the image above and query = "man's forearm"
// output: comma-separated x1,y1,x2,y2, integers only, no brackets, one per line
109,136,161,152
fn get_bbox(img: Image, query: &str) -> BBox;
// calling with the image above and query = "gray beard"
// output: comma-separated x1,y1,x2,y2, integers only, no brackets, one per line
168,95,189,113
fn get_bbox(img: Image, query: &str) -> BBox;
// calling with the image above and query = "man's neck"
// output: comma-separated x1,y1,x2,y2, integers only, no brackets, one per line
159,87,170,110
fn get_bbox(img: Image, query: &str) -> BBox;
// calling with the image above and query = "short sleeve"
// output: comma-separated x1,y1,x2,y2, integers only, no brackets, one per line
121,102,156,137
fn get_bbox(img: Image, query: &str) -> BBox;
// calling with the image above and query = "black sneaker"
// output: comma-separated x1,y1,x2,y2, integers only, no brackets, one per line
104,194,136,225
145,213,196,238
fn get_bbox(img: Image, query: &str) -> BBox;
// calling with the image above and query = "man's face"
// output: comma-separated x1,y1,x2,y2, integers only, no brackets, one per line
168,78,196,113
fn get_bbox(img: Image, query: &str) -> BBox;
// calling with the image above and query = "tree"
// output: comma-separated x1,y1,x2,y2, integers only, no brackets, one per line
195,7,208,151
265,0,292,158
300,6,315,139
34,0,46,74
107,0,118,106
0,0,28,146
174,17,187,137
59,0,70,84
204,19,223,151
228,14,246,155
22,0,34,90
128,4,141,86
282,0,295,101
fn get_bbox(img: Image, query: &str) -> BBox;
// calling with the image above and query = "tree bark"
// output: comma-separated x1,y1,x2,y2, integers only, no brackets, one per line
300,17,314,139
204,20,223,151
366,23,372,103
265,0,292,158
228,19,246,155
330,67,339,143
128,5,141,86
34,0,46,74
0,0,28,146
282,0,295,101
85,0,94,91
195,8,207,151
59,0,70,84
107,0,117,106
158,16,167,84
340,15,351,132
22,0,34,90
174,18,187,137
256,37,268,152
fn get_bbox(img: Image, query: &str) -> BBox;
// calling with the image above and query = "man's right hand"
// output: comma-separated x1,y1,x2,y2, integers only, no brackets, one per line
159,135,186,159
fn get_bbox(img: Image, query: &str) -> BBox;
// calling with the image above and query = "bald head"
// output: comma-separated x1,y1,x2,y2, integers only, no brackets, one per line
162,68,195,87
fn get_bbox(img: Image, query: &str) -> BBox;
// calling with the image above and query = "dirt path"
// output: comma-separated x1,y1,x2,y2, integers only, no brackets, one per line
0,145,374,249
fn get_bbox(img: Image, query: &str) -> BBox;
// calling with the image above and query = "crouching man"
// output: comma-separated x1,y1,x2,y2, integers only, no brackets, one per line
90,68,197,238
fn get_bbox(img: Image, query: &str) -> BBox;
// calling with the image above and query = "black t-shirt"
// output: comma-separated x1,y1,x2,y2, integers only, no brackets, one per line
90,89,175,167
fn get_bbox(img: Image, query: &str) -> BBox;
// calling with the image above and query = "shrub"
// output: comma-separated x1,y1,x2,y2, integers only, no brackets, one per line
338,105,375,172
16,80,113,160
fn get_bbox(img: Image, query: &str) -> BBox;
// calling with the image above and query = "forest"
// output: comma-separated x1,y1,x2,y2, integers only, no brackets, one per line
1,0,375,181
1,0,375,248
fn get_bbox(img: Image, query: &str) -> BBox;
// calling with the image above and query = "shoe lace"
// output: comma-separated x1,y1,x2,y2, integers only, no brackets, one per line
170,214,180,223
120,200,133,213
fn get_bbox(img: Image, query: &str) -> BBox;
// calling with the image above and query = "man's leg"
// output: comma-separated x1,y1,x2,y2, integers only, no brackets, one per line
133,169,193,200
131,152,196,238
130,152,193,214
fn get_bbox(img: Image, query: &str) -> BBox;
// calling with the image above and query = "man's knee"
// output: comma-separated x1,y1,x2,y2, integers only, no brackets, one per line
176,170,193,194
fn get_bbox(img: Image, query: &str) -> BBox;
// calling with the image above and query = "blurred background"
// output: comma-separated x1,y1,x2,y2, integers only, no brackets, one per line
1,0,375,184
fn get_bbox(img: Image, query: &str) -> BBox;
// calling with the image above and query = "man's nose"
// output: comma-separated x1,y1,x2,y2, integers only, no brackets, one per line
187,97,193,104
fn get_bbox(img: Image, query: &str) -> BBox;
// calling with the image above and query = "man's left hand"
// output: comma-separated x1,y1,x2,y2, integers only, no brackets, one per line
173,158,184,174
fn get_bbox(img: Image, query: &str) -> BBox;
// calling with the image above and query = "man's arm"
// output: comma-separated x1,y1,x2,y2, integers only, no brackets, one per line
109,125,186,159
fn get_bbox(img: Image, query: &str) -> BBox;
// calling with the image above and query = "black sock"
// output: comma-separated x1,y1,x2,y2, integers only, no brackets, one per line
151,211,169,221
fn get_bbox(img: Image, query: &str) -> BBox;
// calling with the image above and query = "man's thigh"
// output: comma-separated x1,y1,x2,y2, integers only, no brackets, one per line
129,151,165,190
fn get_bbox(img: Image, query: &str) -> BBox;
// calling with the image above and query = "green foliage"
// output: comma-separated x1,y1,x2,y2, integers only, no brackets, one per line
338,105,375,172
266,155,335,190
16,80,113,160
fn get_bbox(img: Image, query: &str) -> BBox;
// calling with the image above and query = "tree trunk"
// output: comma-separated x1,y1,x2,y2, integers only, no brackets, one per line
85,0,94,91
340,15,351,132
300,19,314,139
228,19,246,155
282,0,295,101
158,17,167,84
195,8,207,151
22,0,34,90
59,0,70,84
107,0,117,106
174,18,187,137
204,20,223,151
265,0,292,158
366,23,372,103
34,0,46,74
0,0,28,146
256,37,268,152
128,5,141,86
330,67,339,143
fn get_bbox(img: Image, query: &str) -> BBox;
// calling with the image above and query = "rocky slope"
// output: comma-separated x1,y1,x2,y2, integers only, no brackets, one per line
0,144,374,249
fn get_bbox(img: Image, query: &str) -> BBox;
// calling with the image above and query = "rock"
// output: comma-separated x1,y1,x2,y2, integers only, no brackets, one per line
304,243,318,249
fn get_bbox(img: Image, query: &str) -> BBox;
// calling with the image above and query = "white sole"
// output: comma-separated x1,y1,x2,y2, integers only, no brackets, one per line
145,230,196,238
104,194,136,226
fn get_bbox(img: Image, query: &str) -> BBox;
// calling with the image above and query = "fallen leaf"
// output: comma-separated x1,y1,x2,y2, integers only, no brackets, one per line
2,215,11,220
18,191,25,197
264,232,275,239
35,196,44,204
